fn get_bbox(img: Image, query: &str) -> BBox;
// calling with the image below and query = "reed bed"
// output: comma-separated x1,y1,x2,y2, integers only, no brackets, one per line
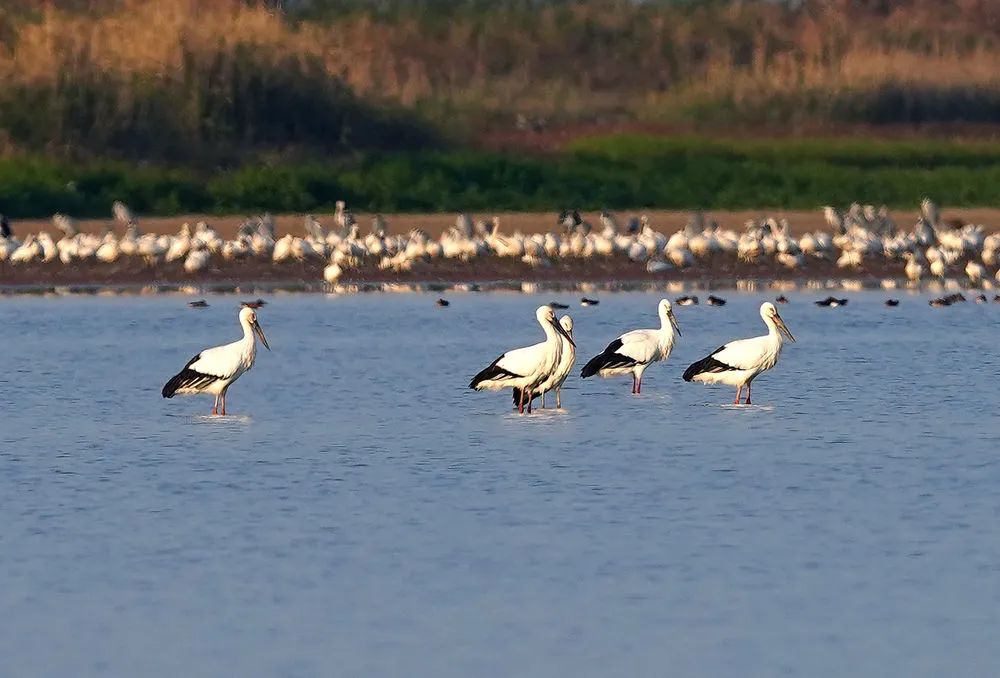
1,0,1000,165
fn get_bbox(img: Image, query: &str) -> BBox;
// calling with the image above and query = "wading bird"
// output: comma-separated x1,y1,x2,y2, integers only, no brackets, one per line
469,305,575,414
580,299,680,394
682,302,794,405
513,315,577,409
162,306,271,416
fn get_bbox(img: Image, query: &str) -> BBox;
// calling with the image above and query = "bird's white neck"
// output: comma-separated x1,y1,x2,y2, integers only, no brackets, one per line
763,317,784,346
658,309,676,344
540,317,560,344
240,317,257,347
659,310,670,330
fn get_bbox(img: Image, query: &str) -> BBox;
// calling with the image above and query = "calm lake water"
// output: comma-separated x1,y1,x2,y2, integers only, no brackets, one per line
2,290,999,677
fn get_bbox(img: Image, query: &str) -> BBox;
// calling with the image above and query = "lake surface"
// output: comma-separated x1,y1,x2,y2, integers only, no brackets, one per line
2,290,999,677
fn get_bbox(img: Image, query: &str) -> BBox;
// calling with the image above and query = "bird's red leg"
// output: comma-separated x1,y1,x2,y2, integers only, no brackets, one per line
527,389,533,414
220,391,227,416
631,374,636,394
734,385,742,405
518,388,525,415
745,383,752,406
212,394,219,416
637,374,642,394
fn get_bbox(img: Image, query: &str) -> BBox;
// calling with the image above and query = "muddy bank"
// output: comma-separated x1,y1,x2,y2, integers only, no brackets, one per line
1,254,979,293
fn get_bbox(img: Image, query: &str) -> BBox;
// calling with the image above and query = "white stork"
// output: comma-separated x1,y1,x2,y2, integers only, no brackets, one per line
162,306,271,416
682,302,794,405
469,305,575,414
512,314,577,409
580,299,680,394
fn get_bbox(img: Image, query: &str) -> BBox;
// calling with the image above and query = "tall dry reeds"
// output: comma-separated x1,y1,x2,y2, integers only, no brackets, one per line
1,0,1000,163
0,0,437,162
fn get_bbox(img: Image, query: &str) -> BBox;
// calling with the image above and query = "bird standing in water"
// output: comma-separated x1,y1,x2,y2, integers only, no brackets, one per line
683,302,794,405
162,307,271,415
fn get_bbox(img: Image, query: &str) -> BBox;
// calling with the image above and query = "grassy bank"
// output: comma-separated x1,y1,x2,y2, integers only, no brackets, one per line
4,136,1000,219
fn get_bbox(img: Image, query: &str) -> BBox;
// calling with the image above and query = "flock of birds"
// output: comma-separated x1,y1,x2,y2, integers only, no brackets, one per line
6,196,995,416
469,299,793,412
162,296,796,416
3,199,1000,287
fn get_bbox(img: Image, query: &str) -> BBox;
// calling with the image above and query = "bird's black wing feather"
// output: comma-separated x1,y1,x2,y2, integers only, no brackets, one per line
682,345,738,381
580,338,638,378
162,352,222,397
469,355,522,390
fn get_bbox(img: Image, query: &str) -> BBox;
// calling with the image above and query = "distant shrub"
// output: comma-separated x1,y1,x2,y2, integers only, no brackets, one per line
5,136,1000,218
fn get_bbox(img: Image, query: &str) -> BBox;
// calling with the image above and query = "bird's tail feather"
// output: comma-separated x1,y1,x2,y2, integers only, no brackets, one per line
580,353,610,378
683,355,726,382
469,360,514,390
161,373,183,398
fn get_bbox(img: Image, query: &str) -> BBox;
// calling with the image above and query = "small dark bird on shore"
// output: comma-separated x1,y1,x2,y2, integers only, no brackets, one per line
975,294,988,304
241,298,267,309
581,298,599,307
188,300,209,308
707,295,727,306
884,299,900,307
929,297,952,307
775,295,789,304
0,214,11,239
944,293,967,303
815,296,848,307
436,298,450,307
549,301,569,310
994,294,1000,304
675,295,698,306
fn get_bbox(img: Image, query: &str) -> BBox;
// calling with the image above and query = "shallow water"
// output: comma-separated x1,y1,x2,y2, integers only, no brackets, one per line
2,290,999,677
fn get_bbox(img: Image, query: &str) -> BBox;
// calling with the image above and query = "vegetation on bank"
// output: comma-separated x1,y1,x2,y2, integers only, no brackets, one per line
4,136,1000,219
1,1,1000,167
2,0,1000,218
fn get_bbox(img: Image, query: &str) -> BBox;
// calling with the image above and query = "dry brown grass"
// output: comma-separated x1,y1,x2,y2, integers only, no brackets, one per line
1,0,1000,163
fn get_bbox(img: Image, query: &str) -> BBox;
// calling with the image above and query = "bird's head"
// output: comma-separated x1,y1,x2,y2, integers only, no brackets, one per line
658,299,681,336
559,315,573,337
537,305,575,347
240,306,270,350
761,302,794,342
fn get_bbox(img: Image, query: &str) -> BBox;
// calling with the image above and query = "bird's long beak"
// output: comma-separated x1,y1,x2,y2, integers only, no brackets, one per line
552,320,576,347
669,310,681,337
775,314,795,342
252,319,271,350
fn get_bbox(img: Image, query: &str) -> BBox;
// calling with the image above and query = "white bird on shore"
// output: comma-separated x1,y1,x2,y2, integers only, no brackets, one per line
323,262,343,282
682,302,794,405
580,299,680,394
162,306,271,416
469,305,575,414
112,200,135,227
10,234,39,264
184,246,210,273
966,260,985,285
512,315,576,409
904,253,924,282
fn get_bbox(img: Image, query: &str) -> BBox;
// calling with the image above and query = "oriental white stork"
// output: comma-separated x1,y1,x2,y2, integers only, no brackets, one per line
512,314,577,409
580,299,680,394
682,302,794,405
469,305,575,414
162,306,271,415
